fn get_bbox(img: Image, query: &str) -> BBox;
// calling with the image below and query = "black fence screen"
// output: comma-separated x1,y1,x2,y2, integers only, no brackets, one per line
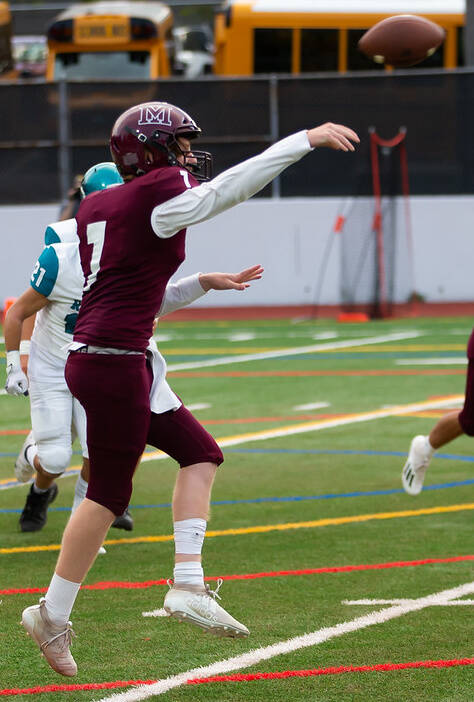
0,69,473,204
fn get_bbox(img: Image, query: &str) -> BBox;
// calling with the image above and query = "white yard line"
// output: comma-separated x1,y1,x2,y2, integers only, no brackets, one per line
94,580,474,701
292,401,330,411
312,332,338,340
142,608,169,618
166,331,422,371
228,332,257,342
185,403,211,411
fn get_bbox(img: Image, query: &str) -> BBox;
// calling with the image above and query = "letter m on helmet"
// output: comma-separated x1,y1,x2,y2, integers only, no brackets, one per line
138,105,172,127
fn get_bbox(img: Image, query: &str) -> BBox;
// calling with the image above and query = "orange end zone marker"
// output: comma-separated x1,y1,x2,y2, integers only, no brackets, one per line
338,312,370,323
2,297,17,322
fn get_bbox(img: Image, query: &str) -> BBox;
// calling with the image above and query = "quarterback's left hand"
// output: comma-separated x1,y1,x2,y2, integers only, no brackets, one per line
199,265,264,292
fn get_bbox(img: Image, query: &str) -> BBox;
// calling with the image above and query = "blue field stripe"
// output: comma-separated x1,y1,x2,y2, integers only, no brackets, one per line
0,478,472,514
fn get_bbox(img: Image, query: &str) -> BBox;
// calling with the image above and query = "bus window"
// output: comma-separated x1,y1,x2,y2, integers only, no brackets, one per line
254,28,291,73
215,0,466,76
54,50,151,80
457,26,465,67
301,29,338,72
46,1,173,81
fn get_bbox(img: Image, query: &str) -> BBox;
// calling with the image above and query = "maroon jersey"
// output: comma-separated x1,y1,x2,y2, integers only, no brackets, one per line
74,167,198,352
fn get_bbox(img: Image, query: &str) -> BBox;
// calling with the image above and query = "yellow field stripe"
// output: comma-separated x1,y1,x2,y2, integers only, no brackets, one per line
1,503,472,555
328,344,465,353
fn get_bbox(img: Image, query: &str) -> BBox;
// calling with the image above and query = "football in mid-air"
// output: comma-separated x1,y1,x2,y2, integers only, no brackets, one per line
358,14,446,68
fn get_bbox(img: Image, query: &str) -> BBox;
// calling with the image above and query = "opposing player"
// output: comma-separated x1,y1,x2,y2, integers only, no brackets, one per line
402,330,474,495
20,101,359,676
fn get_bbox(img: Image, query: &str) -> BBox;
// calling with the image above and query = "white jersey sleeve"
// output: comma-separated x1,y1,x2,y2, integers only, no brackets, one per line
31,243,85,359
44,218,78,245
158,273,206,317
151,130,312,239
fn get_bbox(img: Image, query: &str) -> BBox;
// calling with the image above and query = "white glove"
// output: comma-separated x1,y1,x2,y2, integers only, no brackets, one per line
5,350,29,396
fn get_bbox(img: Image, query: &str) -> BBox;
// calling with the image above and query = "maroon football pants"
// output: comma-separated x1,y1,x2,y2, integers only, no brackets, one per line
65,352,223,515
458,329,474,435
66,352,151,515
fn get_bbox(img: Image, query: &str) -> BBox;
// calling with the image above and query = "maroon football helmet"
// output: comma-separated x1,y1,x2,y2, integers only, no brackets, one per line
109,101,212,181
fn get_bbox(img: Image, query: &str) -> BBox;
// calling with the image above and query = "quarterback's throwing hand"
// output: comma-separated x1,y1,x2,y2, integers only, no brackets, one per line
307,123,360,152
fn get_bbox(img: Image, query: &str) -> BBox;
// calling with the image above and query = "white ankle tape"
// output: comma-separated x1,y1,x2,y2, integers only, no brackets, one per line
174,518,206,555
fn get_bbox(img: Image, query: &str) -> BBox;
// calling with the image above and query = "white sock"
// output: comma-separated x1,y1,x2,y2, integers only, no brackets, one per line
173,518,206,555
173,561,204,588
44,573,81,627
25,444,38,469
425,436,435,457
32,482,49,494
72,475,88,514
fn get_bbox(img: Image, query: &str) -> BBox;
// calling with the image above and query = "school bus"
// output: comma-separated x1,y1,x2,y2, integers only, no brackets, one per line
214,0,465,75
46,1,173,80
0,2,13,77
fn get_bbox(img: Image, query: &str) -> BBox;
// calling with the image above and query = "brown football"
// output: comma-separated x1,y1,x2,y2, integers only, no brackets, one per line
358,14,446,68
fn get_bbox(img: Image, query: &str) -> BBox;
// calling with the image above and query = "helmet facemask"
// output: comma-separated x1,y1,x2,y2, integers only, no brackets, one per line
167,135,212,182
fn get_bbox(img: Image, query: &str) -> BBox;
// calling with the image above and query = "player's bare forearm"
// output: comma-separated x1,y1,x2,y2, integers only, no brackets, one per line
4,309,23,352
21,314,36,342
4,289,47,351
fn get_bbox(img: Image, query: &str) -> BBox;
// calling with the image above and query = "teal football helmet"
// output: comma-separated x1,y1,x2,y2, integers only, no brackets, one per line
80,162,123,197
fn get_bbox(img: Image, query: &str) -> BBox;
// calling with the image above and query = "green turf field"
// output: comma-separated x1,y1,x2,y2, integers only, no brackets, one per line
1,316,473,701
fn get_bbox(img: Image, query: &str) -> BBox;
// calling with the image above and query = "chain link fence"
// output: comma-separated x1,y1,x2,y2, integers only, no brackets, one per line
1,68,473,204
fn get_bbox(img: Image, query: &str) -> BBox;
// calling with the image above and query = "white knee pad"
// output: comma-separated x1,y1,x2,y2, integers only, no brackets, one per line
37,439,72,475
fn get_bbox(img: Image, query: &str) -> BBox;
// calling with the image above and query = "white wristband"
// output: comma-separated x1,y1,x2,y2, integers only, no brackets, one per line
19,340,31,355
6,350,21,367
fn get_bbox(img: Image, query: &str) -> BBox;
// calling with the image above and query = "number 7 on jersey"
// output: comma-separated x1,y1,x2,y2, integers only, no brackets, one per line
83,221,106,292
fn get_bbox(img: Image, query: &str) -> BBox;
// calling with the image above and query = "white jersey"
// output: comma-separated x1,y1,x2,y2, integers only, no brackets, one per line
30,241,83,361
148,273,206,413
30,219,206,412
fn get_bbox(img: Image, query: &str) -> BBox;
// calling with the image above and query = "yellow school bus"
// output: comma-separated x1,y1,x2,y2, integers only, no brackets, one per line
46,1,173,80
214,0,465,75
0,2,13,77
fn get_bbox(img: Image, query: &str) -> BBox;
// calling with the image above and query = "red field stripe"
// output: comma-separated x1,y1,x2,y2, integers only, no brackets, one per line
0,680,157,697
1,659,472,696
0,429,30,436
188,658,474,685
1,555,472,596
169,369,465,378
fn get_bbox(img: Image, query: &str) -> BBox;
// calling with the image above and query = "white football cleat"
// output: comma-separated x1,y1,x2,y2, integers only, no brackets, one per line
164,578,249,638
14,430,36,483
402,435,432,495
21,598,77,677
